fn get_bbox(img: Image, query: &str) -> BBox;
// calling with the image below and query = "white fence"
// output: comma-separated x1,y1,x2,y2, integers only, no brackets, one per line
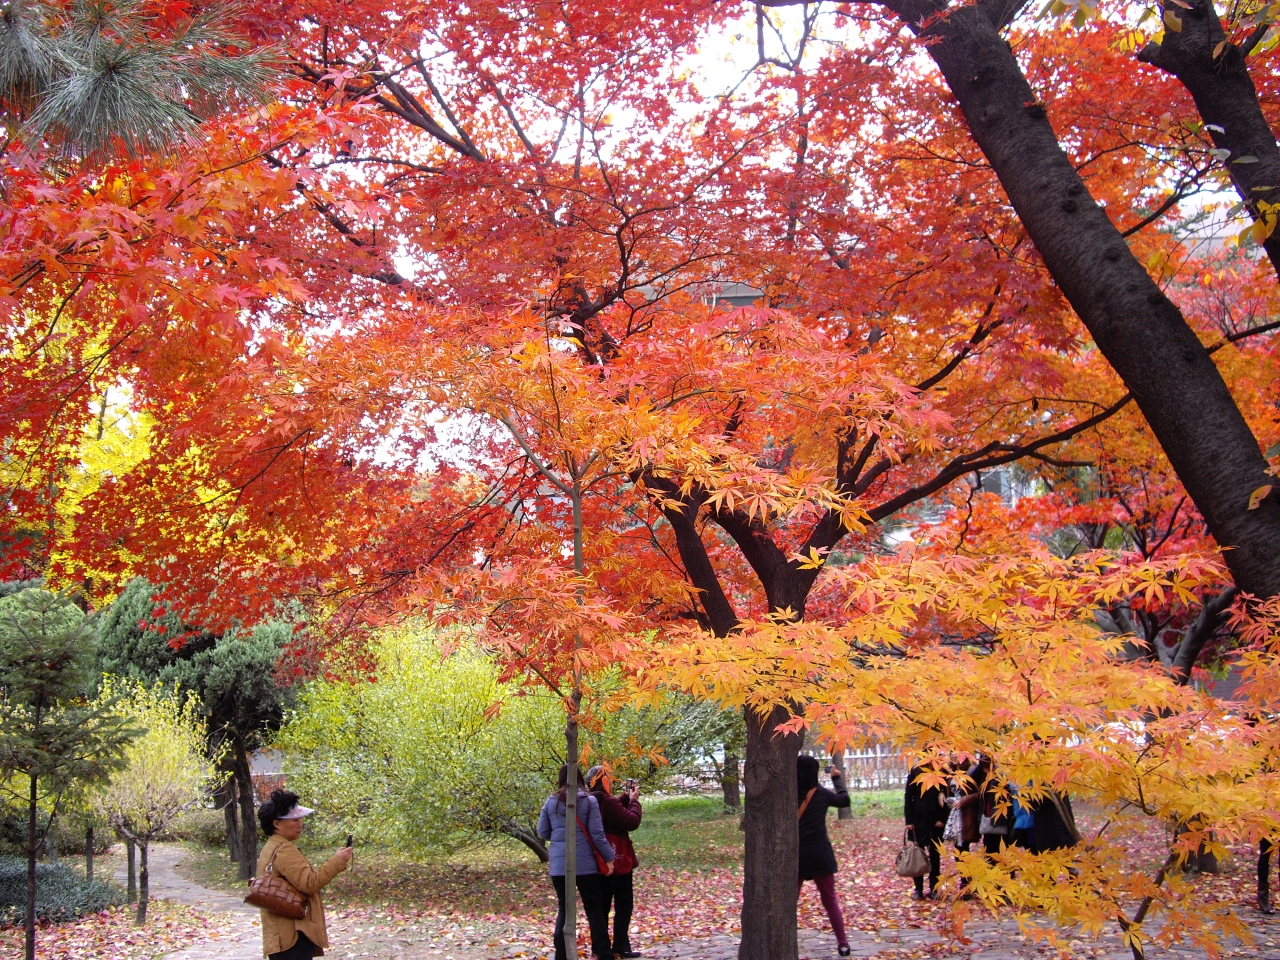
829,745,908,791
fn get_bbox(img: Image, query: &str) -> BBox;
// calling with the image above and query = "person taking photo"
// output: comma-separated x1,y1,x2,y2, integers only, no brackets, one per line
587,766,643,958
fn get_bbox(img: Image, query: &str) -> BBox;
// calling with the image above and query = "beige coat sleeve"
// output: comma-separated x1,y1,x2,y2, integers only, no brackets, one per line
272,841,348,895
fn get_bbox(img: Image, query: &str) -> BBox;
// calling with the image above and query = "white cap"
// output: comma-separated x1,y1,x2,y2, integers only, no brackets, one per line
276,804,315,820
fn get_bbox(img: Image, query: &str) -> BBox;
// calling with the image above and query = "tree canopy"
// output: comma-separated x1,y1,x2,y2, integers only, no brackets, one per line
3,2,1280,958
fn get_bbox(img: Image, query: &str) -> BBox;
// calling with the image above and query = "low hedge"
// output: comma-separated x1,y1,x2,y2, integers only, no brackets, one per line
0,856,124,926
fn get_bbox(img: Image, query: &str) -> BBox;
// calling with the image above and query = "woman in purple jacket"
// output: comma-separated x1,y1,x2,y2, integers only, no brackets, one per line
537,764,616,960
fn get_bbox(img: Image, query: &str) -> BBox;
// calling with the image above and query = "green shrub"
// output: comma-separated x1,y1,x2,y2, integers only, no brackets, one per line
0,856,124,925
164,807,226,846
0,810,46,857
51,811,114,856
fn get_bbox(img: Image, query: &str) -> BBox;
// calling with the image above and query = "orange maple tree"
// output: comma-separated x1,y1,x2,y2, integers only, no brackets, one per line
4,3,1280,958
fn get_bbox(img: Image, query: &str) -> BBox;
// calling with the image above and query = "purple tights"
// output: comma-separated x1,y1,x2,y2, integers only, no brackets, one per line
800,873,848,948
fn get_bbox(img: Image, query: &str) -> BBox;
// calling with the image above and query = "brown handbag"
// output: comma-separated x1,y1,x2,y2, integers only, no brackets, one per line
245,843,308,920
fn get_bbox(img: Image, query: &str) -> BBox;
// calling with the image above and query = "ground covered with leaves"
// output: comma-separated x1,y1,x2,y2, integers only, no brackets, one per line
0,898,233,960
5,795,1260,959
168,792,1280,958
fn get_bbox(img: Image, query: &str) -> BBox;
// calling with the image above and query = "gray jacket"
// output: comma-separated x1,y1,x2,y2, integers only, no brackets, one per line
537,791,615,877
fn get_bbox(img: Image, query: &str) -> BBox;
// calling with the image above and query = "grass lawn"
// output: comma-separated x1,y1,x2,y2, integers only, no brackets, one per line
177,789,902,890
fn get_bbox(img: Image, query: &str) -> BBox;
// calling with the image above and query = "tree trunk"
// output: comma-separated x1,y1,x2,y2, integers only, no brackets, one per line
85,827,93,882
135,840,149,925
126,837,137,903
1138,0,1280,281
739,705,803,960
215,767,240,864
25,774,37,960
721,748,741,810
500,818,550,862
882,0,1280,601
231,740,258,880
564,712,580,960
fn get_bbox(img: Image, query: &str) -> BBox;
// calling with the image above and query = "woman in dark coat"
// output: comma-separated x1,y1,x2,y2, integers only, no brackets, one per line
797,755,852,957
904,765,946,899
1029,789,1079,852
587,766,643,958
949,755,990,853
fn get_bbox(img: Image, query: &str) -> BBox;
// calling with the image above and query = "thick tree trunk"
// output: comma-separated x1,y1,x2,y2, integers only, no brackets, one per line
231,740,258,880
882,0,1280,600
739,705,803,960
25,775,37,960
215,768,240,864
136,840,149,925
721,749,742,810
1138,0,1280,280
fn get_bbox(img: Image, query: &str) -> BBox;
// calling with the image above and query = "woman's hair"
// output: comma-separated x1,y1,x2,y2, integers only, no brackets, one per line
258,789,300,838
555,763,584,802
797,755,820,795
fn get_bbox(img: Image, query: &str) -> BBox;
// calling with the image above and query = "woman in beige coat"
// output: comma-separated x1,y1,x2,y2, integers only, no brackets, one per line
256,790,352,959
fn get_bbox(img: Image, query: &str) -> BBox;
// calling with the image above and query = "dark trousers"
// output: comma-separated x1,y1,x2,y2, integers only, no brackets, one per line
912,841,941,896
982,832,1005,855
552,873,611,960
601,870,635,953
1261,839,1276,906
1010,827,1035,852
270,932,319,960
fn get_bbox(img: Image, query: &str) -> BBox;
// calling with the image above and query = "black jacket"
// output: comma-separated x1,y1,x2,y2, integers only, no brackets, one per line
798,782,851,879
1030,791,1078,852
904,766,946,841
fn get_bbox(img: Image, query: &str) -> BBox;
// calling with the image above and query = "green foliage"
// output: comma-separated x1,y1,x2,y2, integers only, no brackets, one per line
95,577,294,751
276,624,746,857
0,0,275,159
0,855,123,924
0,581,41,600
91,680,219,843
0,589,135,839
276,626,566,855
162,805,224,846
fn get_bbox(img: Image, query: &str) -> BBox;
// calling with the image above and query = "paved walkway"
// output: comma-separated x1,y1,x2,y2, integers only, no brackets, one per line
114,845,262,960
113,845,1280,960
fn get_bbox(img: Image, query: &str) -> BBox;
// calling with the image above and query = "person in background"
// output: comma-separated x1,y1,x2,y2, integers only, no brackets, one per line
949,754,990,854
1029,788,1079,852
537,764,616,960
256,790,352,960
978,765,1011,855
1009,785,1036,851
903,763,946,900
1260,838,1277,914
587,766,643,958
797,755,852,958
